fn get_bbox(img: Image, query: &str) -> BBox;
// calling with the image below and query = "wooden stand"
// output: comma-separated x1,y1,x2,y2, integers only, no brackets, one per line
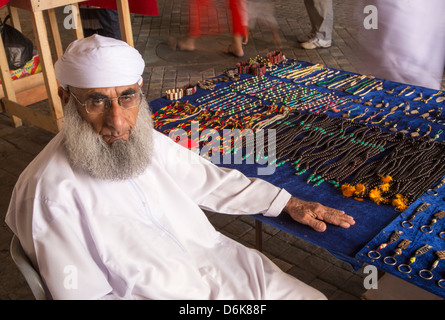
0,0,133,134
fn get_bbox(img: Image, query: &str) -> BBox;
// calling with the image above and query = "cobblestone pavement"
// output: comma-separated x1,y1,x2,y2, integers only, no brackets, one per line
0,0,443,300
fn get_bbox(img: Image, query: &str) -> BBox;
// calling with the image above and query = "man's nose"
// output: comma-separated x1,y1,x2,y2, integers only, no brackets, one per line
104,100,127,133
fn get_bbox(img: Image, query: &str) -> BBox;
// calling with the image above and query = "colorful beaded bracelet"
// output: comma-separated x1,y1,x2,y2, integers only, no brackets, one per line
236,61,252,74
250,63,267,76
266,50,284,64
166,88,183,100
183,84,197,96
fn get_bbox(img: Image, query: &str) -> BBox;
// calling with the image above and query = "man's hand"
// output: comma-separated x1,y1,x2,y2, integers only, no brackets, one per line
284,197,355,232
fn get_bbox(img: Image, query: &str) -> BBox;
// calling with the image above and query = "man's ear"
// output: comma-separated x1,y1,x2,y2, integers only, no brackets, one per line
58,86,70,105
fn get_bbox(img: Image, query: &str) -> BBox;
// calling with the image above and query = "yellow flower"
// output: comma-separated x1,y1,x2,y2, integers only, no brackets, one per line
379,182,390,192
369,187,385,205
392,194,408,211
341,184,356,197
378,175,393,184
354,183,366,196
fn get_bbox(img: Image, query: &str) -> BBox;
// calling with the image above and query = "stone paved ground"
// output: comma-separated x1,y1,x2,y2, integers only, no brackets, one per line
0,0,443,300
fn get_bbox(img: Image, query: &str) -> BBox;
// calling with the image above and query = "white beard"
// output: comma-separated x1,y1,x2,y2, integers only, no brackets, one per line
62,97,154,180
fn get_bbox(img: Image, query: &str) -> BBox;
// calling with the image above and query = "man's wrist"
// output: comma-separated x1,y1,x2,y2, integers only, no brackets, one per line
284,196,302,213
265,189,292,217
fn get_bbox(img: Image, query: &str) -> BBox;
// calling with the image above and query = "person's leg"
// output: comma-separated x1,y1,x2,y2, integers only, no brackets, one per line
304,0,318,33
177,0,207,51
80,7,120,39
95,9,122,40
300,0,332,49
227,0,248,57
258,2,281,45
311,0,333,42
240,0,249,44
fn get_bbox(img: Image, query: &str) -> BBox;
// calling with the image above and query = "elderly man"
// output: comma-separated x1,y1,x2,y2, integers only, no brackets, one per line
6,35,354,300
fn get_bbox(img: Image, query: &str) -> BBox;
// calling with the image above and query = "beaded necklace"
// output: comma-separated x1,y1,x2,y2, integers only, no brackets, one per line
152,101,204,129
254,82,295,102
229,75,266,91
352,80,383,96
348,136,445,210
255,112,393,178
317,74,383,97
294,69,340,86
153,57,445,212
283,64,325,80
237,78,282,95
195,86,231,104
252,111,437,207
269,62,302,78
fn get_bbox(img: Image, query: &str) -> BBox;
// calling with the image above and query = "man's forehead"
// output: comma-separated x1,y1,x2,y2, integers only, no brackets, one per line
71,83,140,96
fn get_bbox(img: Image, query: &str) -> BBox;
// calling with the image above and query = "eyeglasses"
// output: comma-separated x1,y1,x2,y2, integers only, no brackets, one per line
69,90,143,114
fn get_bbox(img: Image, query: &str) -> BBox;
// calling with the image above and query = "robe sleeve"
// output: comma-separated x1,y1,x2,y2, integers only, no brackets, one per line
153,131,291,217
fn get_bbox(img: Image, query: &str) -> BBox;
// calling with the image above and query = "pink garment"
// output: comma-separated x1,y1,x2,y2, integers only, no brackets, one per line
188,0,247,37
81,0,159,16
0,0,9,8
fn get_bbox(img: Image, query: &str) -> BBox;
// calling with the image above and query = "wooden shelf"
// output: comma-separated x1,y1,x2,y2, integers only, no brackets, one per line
0,0,133,133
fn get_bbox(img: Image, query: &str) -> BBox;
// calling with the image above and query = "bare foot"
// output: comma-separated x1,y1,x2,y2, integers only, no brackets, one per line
224,36,244,57
272,32,282,47
168,37,178,50
223,44,244,57
177,37,196,51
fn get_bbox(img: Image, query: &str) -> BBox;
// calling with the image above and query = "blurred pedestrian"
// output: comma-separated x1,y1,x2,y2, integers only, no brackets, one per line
176,0,248,57
245,0,281,46
79,6,122,40
357,0,445,89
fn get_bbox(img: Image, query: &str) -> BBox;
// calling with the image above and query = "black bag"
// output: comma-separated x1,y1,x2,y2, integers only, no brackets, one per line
0,15,34,70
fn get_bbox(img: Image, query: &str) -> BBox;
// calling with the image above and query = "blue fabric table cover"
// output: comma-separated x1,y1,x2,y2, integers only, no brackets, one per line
148,60,445,296
356,193,445,298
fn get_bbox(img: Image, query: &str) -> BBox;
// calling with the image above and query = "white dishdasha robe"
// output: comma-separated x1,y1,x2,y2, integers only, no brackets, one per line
6,130,325,300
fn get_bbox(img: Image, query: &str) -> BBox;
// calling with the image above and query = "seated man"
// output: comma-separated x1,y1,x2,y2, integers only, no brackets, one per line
5,35,355,300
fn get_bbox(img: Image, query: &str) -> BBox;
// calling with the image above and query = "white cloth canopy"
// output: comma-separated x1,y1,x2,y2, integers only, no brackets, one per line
6,130,325,300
